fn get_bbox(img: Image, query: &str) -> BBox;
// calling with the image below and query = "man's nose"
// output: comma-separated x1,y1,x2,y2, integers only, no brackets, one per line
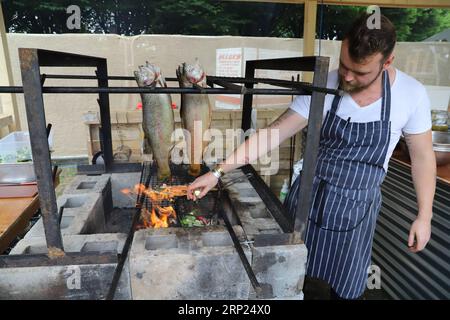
343,71,354,82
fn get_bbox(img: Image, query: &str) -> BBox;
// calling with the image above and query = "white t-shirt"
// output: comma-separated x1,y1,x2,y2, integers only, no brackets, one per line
290,69,431,171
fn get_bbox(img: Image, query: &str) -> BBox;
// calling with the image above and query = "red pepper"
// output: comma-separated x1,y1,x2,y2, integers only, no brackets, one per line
197,216,208,225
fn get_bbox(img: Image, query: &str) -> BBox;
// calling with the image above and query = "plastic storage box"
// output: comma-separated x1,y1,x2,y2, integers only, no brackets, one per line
0,131,53,184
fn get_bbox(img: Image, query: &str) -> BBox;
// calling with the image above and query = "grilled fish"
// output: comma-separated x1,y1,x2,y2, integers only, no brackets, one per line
134,62,174,181
176,59,212,177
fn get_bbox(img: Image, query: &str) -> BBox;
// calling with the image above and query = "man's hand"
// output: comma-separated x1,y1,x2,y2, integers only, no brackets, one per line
408,215,432,253
187,172,219,201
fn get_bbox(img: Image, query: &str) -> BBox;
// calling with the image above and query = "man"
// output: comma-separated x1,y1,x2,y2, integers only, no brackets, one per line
187,14,435,300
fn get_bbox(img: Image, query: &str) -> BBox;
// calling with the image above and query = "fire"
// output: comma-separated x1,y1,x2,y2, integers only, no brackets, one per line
122,184,188,229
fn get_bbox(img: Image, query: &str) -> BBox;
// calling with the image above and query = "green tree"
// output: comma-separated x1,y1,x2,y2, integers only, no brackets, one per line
2,1,449,41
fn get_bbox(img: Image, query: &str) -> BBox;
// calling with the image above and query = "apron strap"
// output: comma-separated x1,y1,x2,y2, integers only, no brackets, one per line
381,70,391,121
330,89,341,114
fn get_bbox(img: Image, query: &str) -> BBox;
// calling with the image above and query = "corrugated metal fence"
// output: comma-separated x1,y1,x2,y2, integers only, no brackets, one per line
372,160,450,299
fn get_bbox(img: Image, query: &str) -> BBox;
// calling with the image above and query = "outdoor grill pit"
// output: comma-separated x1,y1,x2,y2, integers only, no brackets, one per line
0,51,327,300
1,161,307,300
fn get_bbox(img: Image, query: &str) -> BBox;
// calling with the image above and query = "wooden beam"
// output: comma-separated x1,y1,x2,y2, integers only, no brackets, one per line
0,2,20,131
303,0,317,57
322,0,450,8
226,0,450,8
303,0,318,82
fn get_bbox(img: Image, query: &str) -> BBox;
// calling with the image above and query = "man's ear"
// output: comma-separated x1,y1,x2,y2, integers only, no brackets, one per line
383,54,395,70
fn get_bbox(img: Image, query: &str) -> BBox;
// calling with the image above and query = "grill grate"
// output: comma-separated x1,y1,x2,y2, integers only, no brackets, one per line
137,161,219,228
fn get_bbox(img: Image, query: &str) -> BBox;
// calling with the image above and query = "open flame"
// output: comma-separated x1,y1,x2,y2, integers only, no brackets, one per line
122,184,188,229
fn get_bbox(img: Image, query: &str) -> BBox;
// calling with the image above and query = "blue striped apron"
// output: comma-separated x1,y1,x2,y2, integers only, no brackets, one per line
285,70,391,299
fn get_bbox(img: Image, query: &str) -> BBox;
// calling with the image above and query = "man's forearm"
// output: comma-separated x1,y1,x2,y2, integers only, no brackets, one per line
218,109,307,174
410,149,436,221
218,128,276,173
404,131,436,221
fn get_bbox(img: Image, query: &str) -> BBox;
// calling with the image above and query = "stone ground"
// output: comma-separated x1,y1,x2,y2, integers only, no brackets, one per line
303,277,391,300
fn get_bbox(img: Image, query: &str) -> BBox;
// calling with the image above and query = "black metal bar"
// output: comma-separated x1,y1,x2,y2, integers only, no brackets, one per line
241,165,293,233
19,48,64,255
37,49,104,67
208,78,247,94
106,163,146,300
241,61,255,132
77,163,142,175
96,64,114,172
207,75,310,86
293,57,329,238
45,87,306,95
0,252,118,268
0,86,23,93
42,74,179,82
208,76,342,96
43,74,135,81
46,123,52,137
58,206,64,226
40,74,343,96
0,86,312,95
217,188,265,297
0,84,342,96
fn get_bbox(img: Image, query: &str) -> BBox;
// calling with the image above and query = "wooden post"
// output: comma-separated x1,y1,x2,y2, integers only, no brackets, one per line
303,0,318,82
0,2,21,131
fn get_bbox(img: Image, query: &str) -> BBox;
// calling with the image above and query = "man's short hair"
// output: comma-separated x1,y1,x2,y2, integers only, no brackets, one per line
344,13,397,63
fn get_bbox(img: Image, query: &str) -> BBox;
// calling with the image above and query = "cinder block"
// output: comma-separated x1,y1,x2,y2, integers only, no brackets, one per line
222,168,307,300
63,174,113,221
24,193,105,239
230,200,282,239
2,233,131,300
11,233,126,255
129,226,252,300
23,218,45,240
63,174,111,196
228,189,261,201
59,193,106,235
250,244,308,299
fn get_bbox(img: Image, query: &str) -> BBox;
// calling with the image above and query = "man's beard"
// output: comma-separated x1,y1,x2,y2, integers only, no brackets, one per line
339,66,383,93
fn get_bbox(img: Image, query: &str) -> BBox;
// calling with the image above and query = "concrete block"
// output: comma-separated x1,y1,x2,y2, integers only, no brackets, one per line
111,172,141,208
63,174,113,221
1,233,131,300
24,193,105,239
23,218,45,240
59,193,106,235
11,233,126,255
129,226,252,300
230,201,282,239
250,244,308,299
63,174,111,196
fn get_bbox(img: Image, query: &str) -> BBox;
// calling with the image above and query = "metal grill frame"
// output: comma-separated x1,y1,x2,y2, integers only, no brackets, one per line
0,48,330,271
